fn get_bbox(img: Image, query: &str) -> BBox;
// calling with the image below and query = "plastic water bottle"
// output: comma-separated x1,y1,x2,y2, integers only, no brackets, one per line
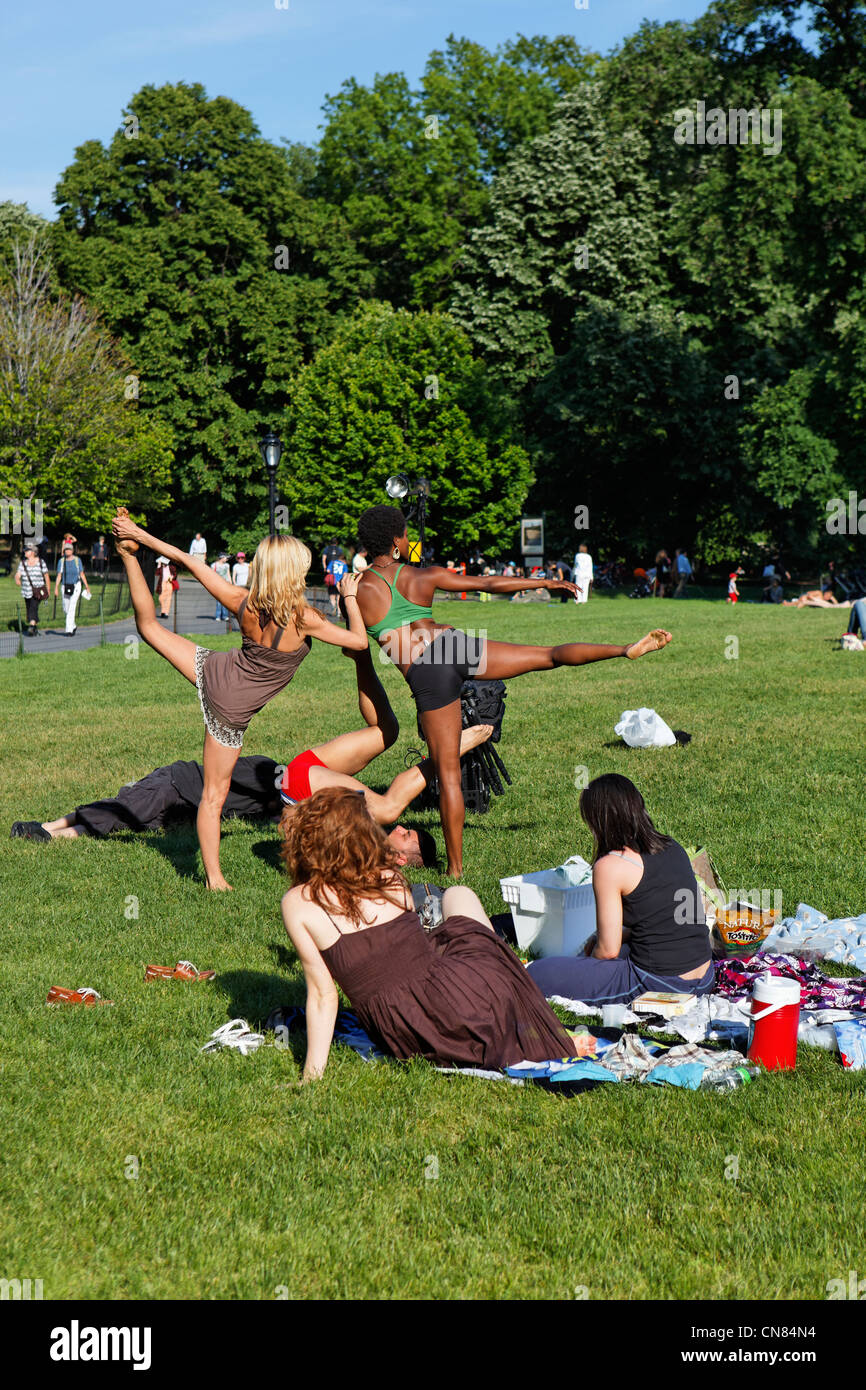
797,1021,838,1051
700,1064,761,1091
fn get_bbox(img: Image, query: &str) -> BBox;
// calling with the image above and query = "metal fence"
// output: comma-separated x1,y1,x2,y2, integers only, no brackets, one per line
1,559,129,635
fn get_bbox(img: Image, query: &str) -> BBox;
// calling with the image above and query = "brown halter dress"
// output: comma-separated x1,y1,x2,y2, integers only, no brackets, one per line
321,908,578,1069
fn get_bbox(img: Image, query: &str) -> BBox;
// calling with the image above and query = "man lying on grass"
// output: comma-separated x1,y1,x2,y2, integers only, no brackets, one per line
10,648,485,870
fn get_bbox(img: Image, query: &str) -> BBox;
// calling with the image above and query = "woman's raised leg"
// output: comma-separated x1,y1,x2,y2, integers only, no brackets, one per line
117,545,197,684
420,700,465,878
197,731,241,890
478,629,672,680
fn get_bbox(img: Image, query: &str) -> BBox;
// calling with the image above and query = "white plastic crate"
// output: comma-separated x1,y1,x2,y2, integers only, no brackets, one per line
500,868,597,957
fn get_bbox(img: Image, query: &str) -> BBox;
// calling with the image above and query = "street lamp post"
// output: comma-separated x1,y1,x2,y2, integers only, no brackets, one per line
385,473,431,560
259,431,283,537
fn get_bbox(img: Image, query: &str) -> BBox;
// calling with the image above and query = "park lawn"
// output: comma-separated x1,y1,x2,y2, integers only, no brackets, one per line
0,595,863,1300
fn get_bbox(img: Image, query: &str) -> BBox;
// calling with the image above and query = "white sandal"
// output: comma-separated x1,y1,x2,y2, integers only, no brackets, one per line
200,1018,265,1055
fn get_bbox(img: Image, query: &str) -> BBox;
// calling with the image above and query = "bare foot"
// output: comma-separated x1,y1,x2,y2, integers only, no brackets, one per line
459,722,494,755
112,507,140,554
206,878,233,892
625,629,672,659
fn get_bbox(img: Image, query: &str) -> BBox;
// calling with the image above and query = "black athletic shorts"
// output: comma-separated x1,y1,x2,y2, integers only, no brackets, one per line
405,628,486,714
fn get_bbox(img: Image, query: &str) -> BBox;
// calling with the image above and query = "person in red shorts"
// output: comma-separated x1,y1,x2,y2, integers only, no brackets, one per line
280,645,492,868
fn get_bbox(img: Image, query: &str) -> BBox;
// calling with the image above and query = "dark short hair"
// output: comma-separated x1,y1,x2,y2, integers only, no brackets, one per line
357,506,407,559
403,825,438,869
579,774,670,861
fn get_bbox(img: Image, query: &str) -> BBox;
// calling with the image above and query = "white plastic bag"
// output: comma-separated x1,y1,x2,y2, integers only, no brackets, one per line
615,707,676,748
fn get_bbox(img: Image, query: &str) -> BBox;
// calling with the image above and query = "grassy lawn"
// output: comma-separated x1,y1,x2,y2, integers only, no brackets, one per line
1,595,863,1300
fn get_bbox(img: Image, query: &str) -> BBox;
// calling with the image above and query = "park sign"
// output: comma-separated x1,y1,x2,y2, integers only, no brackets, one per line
521,517,544,559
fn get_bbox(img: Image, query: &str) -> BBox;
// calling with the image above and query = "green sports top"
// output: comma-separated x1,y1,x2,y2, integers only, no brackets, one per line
365,563,434,639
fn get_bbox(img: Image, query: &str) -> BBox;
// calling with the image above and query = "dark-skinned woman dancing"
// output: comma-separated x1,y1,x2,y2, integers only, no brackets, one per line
353,506,672,878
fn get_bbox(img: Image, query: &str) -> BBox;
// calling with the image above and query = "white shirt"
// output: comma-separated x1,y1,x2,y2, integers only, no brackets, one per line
573,552,594,580
189,537,207,558
232,562,250,587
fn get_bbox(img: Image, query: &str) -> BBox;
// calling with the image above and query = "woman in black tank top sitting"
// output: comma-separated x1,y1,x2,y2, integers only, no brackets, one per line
111,510,367,891
528,774,714,1004
354,506,673,879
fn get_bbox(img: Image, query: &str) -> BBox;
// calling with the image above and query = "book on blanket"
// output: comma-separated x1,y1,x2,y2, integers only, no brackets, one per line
631,992,697,1018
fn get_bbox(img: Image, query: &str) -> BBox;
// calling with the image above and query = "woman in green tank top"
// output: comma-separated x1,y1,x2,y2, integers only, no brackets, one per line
354,506,673,878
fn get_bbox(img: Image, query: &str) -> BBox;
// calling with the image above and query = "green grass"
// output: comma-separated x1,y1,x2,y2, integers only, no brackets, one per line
1,596,863,1299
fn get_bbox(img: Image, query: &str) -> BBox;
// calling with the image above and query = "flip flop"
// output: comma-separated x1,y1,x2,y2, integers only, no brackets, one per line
200,1019,265,1055
46,986,113,1006
144,961,216,982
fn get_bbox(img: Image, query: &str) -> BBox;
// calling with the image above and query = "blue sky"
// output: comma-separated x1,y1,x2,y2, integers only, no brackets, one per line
1,0,728,218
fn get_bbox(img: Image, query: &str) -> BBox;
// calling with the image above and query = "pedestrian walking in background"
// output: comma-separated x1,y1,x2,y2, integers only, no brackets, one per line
55,544,91,634
352,546,369,575
212,552,232,621
555,557,573,604
189,532,207,564
673,548,692,598
232,552,250,587
572,544,593,603
155,554,176,618
321,537,342,575
91,534,109,577
15,543,50,636
326,549,349,611
653,549,672,598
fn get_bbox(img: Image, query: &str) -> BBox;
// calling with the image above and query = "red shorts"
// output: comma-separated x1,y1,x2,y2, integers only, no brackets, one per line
281,750,327,804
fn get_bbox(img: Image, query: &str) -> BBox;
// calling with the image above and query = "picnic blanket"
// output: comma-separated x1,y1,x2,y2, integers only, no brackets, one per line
263,1005,745,1091
714,952,866,1012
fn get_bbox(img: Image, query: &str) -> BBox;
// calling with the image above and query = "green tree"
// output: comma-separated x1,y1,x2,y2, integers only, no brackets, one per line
281,302,532,555
450,83,667,391
0,238,172,531
530,304,734,557
309,34,599,311
51,82,367,539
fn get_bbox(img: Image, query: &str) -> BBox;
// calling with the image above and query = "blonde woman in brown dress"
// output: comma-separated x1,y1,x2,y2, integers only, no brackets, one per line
112,510,367,890
281,786,578,1080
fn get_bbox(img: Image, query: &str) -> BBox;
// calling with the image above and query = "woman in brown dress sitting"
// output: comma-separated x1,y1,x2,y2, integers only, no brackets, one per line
280,786,578,1080
111,510,368,890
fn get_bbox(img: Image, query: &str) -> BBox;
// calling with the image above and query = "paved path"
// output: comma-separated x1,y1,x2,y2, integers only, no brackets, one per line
1,582,333,658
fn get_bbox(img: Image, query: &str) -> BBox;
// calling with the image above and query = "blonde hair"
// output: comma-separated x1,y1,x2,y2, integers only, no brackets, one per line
246,535,311,631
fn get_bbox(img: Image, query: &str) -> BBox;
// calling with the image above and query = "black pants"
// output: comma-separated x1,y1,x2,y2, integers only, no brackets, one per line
74,767,189,837
25,596,41,625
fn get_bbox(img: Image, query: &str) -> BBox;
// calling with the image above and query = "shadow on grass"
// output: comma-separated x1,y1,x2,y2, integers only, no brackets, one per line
216,965,305,1030
250,838,283,874
138,830,202,883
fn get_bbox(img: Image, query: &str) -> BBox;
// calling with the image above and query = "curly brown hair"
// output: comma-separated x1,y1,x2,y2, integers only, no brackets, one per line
280,787,408,926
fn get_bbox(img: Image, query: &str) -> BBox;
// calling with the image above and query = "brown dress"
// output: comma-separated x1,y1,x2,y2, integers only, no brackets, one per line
321,909,578,1069
198,596,310,731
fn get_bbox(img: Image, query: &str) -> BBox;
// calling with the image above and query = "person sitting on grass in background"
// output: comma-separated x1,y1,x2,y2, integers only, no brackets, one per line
527,774,714,1007
280,786,579,1081
844,597,866,640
